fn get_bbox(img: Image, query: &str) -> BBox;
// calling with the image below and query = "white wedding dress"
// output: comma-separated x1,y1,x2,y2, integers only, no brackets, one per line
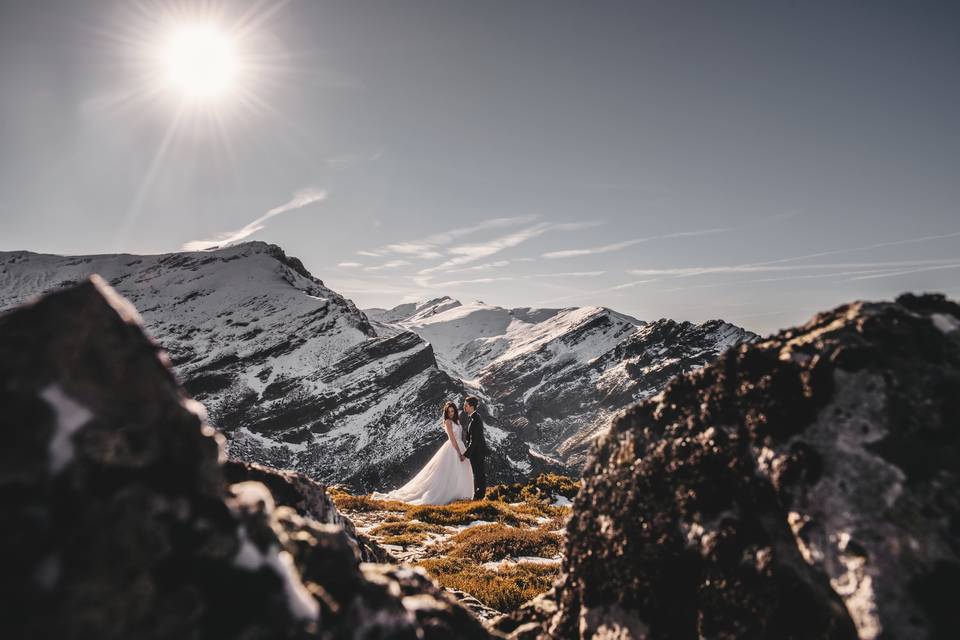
373,420,474,505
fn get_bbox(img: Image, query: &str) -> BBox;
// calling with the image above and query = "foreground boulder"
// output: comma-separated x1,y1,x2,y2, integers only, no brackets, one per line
0,277,491,639
495,293,960,639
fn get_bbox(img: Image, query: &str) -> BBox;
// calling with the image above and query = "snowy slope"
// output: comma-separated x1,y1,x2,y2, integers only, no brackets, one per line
369,298,757,466
0,243,550,490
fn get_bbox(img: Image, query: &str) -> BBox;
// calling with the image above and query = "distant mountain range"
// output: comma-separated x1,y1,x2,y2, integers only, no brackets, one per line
0,242,756,488
366,296,756,467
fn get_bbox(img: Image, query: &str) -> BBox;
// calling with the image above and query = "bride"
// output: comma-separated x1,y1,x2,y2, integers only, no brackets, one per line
373,401,474,505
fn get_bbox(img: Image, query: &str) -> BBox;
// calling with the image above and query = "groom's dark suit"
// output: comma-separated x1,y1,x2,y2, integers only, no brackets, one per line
462,410,488,500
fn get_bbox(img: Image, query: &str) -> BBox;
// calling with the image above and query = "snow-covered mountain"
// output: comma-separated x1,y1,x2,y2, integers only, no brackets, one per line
0,241,755,487
367,296,758,466
0,243,542,490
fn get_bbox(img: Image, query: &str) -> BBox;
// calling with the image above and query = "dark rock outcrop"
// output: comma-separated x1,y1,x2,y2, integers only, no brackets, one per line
224,460,392,564
497,293,960,639
0,277,492,639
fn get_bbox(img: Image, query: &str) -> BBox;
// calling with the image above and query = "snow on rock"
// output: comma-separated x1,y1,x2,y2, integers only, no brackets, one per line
0,277,495,639
494,292,960,640
40,385,93,473
371,297,758,468
0,243,548,490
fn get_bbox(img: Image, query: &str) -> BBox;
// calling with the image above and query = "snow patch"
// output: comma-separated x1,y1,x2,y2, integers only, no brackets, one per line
481,555,562,570
931,312,960,334
41,385,93,473
551,495,573,508
233,525,319,620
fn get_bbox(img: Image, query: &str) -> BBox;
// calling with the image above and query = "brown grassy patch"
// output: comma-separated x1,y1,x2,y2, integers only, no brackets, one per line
446,523,561,562
369,521,450,537
536,506,572,532
406,500,537,526
380,533,427,546
327,489,412,514
418,557,560,612
484,473,580,504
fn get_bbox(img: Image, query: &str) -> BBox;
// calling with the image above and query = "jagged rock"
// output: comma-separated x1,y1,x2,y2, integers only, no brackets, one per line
489,589,559,639
370,298,757,470
503,293,960,639
0,277,492,639
224,460,392,564
444,588,505,622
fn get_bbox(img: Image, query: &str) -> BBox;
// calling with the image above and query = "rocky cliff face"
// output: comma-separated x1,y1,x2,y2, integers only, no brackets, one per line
0,243,552,491
494,293,960,640
371,297,757,468
0,277,492,639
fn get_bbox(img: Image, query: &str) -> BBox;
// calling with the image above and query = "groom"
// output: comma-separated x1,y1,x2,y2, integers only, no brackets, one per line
461,395,487,500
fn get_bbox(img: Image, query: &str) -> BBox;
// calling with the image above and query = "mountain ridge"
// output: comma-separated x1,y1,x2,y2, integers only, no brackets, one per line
368,295,757,465
1,241,756,484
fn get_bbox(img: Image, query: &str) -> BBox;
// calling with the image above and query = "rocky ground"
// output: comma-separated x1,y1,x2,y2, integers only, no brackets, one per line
328,474,577,620
3,275,957,639
0,277,491,639
495,292,960,640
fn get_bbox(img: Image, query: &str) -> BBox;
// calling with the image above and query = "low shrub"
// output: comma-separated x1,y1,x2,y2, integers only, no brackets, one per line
536,507,572,532
418,557,560,612
485,473,580,504
327,489,411,514
380,533,427,546
446,523,561,562
369,521,449,537
407,500,536,526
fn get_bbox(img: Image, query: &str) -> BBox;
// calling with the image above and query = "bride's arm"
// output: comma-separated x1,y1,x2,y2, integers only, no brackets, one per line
443,419,464,458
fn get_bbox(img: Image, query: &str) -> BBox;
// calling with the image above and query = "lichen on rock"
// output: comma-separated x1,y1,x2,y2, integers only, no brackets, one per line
498,293,960,640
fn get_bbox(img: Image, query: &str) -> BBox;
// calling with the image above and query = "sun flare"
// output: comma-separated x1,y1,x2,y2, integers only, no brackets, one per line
162,23,238,101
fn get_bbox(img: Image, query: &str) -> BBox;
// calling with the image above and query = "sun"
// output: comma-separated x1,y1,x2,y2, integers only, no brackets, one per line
162,23,239,101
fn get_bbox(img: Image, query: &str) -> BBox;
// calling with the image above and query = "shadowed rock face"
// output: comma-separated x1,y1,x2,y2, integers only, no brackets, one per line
0,277,492,639
494,293,960,640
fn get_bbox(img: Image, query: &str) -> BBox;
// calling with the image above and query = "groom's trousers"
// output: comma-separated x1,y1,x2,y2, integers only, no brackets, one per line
471,455,486,500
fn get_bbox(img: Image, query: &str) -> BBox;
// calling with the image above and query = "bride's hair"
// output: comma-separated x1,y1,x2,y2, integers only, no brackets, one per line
442,401,460,425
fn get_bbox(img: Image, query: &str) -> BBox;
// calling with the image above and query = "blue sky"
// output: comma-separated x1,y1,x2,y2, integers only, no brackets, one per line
1,0,958,334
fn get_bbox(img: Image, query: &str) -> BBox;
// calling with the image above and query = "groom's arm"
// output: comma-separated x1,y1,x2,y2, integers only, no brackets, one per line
475,416,485,450
463,416,475,458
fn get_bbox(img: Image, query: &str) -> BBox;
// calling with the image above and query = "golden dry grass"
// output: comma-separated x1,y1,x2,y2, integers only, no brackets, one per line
418,557,560,612
446,523,562,562
484,473,580,504
380,533,427,546
327,489,412,514
369,521,450,537
536,506,572,532
406,499,538,526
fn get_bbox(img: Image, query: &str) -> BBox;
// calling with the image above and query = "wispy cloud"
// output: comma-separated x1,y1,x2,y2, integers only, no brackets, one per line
379,243,443,259
337,261,364,268
610,278,658,290
646,260,960,293
626,258,960,278
745,231,960,268
413,270,607,292
845,262,960,281
441,260,513,274
543,227,730,259
531,277,660,305
324,149,383,169
529,271,606,278
358,215,540,260
182,188,327,251
422,276,516,288
421,221,599,275
364,260,411,271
